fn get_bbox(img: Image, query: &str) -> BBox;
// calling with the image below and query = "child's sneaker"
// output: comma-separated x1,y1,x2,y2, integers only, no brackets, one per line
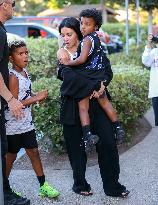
83,132,99,153
39,182,60,198
12,189,22,197
115,126,125,145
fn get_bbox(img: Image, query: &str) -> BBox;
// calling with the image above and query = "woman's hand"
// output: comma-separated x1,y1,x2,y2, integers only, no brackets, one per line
98,82,105,95
90,90,101,99
61,58,70,65
57,48,70,64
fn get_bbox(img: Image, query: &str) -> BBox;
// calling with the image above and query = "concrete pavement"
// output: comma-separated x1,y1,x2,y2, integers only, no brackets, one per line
10,108,158,205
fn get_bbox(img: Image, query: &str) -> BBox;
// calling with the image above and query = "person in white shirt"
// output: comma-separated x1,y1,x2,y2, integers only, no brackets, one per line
142,33,158,126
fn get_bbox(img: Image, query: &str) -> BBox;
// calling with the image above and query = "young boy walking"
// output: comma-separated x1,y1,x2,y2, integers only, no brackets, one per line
5,39,60,198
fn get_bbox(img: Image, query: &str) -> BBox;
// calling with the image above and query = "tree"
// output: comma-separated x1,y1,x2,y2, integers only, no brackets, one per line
15,0,47,16
133,0,158,33
47,0,99,8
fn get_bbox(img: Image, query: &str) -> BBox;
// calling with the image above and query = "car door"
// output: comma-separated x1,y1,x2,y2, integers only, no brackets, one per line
27,25,56,38
5,25,27,37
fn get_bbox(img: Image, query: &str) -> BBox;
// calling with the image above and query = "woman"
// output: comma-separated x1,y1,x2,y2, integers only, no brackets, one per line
57,17,129,197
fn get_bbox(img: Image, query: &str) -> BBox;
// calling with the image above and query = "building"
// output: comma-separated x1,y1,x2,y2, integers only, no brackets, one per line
38,4,118,23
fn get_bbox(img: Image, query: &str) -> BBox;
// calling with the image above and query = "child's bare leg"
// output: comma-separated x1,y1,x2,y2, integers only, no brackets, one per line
26,148,60,197
6,153,17,177
25,148,45,186
78,97,90,126
78,97,99,152
97,97,118,122
98,96,125,144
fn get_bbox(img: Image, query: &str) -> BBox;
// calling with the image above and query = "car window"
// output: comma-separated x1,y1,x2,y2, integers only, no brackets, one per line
27,26,49,38
5,25,26,37
28,27,41,38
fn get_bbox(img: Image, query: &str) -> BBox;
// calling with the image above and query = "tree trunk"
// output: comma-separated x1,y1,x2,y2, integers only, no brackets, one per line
125,0,129,55
148,9,153,34
136,0,140,47
100,0,107,23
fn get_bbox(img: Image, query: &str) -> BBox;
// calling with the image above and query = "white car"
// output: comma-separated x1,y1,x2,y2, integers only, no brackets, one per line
7,32,25,43
5,22,59,39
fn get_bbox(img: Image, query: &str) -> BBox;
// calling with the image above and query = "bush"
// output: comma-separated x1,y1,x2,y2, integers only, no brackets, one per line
109,68,150,127
26,38,59,81
31,68,150,152
109,44,145,67
25,39,150,151
102,23,148,43
32,77,64,152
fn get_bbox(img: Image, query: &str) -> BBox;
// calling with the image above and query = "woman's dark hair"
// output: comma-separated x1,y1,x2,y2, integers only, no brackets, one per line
8,40,26,55
58,17,83,41
79,8,102,30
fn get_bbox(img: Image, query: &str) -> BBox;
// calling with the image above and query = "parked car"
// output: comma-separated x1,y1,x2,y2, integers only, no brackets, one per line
99,28,118,54
110,35,123,52
7,32,24,41
7,16,65,28
5,22,59,39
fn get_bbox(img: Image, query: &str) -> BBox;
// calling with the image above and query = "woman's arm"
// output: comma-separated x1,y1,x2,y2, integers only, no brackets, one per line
9,74,48,106
63,37,92,66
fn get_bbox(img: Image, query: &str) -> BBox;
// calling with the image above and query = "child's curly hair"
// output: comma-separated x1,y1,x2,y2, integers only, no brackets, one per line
8,40,26,55
79,8,102,30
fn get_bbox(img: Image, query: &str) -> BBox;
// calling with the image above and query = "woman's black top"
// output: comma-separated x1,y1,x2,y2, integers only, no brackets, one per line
58,32,113,101
57,51,113,125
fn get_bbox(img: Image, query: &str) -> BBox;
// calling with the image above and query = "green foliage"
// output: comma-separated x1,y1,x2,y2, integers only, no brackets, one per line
109,44,145,67
136,0,158,11
47,0,65,8
32,77,64,152
46,0,122,9
46,0,100,8
26,38,150,152
26,38,59,81
109,67,150,140
15,0,47,16
102,23,148,43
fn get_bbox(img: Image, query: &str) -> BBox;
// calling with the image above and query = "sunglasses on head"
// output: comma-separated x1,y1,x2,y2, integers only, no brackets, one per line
0,0,15,7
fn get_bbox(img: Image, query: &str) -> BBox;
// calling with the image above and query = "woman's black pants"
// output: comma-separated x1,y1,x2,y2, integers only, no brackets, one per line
63,112,126,195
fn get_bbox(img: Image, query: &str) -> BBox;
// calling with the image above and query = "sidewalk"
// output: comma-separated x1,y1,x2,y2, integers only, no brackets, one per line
10,108,158,205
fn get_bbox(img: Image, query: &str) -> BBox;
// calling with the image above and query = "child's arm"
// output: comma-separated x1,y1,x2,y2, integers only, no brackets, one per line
9,74,48,106
63,37,92,66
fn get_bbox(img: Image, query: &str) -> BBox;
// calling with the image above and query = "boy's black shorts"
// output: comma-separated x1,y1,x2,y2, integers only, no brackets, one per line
7,129,38,154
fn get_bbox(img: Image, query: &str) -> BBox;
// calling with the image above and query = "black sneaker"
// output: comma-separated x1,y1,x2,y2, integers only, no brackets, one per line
4,190,30,205
115,126,125,145
83,132,99,153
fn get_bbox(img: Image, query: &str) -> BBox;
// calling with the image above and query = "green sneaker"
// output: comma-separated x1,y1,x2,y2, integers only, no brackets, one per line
12,189,22,197
39,182,60,198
